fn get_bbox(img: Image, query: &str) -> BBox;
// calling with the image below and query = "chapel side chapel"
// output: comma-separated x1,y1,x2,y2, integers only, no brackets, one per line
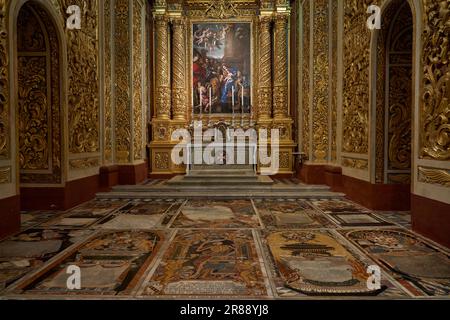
0,0,449,282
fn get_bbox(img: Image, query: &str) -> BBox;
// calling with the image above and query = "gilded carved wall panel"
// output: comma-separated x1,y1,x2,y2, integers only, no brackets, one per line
104,0,113,163
312,0,329,162
342,0,379,155
420,0,450,161
330,0,338,162
0,0,9,161
58,0,100,155
375,1,412,185
115,0,132,163
17,3,62,184
133,0,144,160
18,56,49,171
388,66,412,171
301,0,310,157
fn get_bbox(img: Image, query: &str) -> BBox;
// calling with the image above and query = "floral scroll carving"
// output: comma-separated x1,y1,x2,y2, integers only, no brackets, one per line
342,0,376,154
421,0,450,161
0,0,9,160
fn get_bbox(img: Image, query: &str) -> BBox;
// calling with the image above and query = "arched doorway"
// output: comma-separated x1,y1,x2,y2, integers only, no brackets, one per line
374,0,413,196
16,1,62,190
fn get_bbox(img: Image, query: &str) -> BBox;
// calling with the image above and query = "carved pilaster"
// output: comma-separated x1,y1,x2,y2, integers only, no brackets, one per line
0,0,9,161
171,17,187,121
258,16,273,120
154,14,171,120
273,13,289,119
115,0,132,163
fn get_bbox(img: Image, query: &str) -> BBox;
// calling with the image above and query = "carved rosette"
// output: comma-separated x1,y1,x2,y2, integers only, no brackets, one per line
273,13,289,119
171,18,187,121
0,0,8,160
155,14,171,120
258,16,272,119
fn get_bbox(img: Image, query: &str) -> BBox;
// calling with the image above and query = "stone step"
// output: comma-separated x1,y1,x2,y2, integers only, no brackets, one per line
188,169,256,176
183,175,259,181
112,183,331,193
97,190,345,199
166,175,274,186
191,164,254,170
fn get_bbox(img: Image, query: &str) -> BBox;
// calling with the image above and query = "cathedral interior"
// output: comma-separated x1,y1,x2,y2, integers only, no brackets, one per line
0,0,449,300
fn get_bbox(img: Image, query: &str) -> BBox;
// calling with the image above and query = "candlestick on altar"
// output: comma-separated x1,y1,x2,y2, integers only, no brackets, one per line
232,87,236,108
208,87,212,127
231,86,235,126
240,85,244,127
198,87,203,120
209,87,212,115
241,84,244,109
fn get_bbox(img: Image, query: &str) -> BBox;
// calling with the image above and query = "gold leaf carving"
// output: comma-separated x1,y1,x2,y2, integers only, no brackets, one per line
155,152,170,170
0,166,11,184
155,14,171,119
70,157,100,170
418,167,450,187
205,0,239,19
115,0,132,163
58,0,100,155
273,13,289,119
420,0,450,160
18,3,62,184
104,0,113,163
171,17,187,120
312,0,329,161
301,0,310,156
0,0,9,159
342,0,376,154
258,16,272,119
342,157,368,170
133,0,144,160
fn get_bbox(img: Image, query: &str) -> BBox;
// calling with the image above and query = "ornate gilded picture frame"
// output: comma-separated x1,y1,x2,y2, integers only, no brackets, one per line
189,19,255,117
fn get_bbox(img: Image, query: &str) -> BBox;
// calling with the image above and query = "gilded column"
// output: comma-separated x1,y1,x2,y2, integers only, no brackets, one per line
273,13,289,119
171,17,187,121
154,14,171,120
258,16,273,120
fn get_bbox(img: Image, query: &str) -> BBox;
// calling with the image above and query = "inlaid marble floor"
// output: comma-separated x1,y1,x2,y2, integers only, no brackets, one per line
0,195,449,299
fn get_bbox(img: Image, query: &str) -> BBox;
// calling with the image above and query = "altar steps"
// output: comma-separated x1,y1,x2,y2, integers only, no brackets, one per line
97,179,345,199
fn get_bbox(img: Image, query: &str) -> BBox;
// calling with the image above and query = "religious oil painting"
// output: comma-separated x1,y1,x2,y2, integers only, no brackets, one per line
192,22,252,115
